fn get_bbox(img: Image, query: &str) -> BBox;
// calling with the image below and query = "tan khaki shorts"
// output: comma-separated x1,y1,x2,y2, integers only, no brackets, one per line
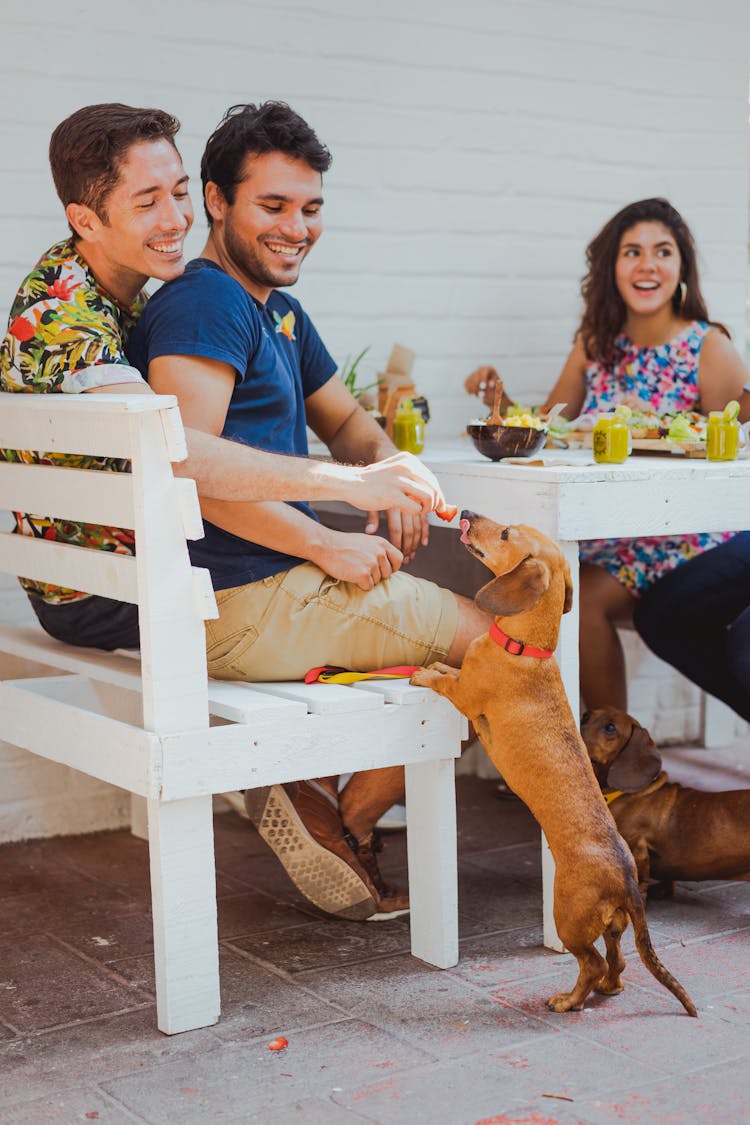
205,562,459,682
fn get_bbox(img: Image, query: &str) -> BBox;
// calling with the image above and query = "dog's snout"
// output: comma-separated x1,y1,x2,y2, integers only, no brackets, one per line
460,509,477,523
500,527,510,541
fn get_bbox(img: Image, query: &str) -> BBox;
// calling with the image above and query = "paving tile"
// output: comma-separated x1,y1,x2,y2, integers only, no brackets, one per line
0,934,145,1033
47,830,153,896
456,780,539,853
0,838,88,898
228,916,413,975
448,926,561,992
36,904,154,965
620,928,750,1007
101,1019,434,1122
213,805,272,860
332,1034,657,1124
299,951,555,1061
248,1096,372,1124
0,1008,218,1109
105,945,341,1039
216,888,316,939
205,946,342,1041
462,840,544,886
572,1055,750,1124
456,861,542,929
0,1087,136,1124
643,883,750,945
487,967,738,1075
0,872,136,940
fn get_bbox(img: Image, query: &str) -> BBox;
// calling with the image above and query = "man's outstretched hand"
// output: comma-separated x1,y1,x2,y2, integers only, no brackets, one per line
342,452,445,516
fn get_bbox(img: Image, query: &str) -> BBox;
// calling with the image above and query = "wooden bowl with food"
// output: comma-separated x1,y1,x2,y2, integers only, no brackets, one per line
467,421,547,461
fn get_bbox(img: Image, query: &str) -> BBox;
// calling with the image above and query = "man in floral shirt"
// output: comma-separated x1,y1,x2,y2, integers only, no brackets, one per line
1,103,447,645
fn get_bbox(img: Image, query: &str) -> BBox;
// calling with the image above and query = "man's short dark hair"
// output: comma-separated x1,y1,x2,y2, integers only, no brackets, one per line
200,101,332,224
49,103,181,231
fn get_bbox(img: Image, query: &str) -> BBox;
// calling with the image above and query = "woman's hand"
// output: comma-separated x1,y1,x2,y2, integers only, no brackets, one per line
464,365,501,407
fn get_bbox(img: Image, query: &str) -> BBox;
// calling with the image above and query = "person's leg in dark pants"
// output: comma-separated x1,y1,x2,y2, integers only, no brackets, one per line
633,532,750,722
28,593,140,650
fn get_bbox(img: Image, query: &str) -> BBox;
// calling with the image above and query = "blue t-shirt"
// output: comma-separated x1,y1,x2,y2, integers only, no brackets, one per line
128,258,337,589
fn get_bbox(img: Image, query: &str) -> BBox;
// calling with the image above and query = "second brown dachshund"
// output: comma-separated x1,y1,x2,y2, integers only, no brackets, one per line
581,705,750,897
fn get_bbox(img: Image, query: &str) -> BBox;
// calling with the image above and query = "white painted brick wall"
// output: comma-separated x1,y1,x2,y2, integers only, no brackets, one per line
0,0,748,837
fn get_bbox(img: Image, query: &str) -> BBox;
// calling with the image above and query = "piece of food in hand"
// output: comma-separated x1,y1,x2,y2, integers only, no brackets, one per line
435,504,459,522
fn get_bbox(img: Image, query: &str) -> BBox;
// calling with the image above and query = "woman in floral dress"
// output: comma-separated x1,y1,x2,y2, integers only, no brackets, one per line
469,198,749,710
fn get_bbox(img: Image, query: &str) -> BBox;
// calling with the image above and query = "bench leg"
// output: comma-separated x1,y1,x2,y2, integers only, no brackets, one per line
130,794,149,840
404,758,459,968
147,795,221,1034
541,832,563,952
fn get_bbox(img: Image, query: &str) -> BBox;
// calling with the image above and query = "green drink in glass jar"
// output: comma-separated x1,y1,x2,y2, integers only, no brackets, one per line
706,400,740,462
593,404,631,464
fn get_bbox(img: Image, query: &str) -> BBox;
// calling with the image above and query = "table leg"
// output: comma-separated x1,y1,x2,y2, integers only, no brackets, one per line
542,539,580,953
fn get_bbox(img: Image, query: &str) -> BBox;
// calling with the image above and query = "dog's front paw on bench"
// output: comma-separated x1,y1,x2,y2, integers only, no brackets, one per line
410,663,458,688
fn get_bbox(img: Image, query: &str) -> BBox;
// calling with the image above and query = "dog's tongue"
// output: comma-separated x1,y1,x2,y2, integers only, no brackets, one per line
459,518,471,544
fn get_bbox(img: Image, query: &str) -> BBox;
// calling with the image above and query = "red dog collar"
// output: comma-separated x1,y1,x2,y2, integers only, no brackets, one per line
489,621,553,659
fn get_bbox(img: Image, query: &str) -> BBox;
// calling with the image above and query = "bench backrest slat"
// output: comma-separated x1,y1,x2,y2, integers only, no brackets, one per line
0,462,136,529
0,393,182,459
0,530,139,601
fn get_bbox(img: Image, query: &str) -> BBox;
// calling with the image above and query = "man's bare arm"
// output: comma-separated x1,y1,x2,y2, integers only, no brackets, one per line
87,372,445,512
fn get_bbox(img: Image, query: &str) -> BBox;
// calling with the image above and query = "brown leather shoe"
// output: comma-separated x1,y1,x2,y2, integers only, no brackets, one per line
244,782,378,921
355,830,410,921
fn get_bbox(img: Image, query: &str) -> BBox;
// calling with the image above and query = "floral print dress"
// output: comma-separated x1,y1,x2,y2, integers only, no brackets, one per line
578,321,733,595
0,239,146,604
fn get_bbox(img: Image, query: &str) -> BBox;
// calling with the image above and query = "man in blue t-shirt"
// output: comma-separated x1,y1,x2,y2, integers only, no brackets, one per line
129,102,491,922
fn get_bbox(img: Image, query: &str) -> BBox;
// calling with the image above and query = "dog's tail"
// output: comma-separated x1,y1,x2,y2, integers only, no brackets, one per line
628,891,697,1017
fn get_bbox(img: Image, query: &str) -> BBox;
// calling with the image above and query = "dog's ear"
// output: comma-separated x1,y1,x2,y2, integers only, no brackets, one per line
608,725,663,792
562,558,573,615
475,557,550,616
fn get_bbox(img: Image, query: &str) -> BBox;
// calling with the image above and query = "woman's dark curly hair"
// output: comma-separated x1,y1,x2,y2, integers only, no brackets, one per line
577,197,728,363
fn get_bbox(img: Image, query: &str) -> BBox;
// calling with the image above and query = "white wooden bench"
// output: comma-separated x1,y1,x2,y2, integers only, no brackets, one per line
0,393,465,1035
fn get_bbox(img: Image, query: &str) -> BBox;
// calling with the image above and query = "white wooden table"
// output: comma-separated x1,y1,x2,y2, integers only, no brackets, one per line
422,438,750,948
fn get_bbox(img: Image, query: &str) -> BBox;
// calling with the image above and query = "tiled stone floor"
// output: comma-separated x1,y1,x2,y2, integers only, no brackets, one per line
1,741,749,1124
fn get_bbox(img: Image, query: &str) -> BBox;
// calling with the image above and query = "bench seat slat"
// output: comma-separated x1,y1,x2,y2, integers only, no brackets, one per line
345,679,432,705
230,679,384,714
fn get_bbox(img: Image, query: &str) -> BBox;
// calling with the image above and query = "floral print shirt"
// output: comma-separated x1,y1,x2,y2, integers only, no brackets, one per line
581,321,709,416
0,239,146,604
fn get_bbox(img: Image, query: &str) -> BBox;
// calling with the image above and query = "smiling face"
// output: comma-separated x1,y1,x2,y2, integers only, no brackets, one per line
614,220,682,318
69,138,193,306
206,151,323,303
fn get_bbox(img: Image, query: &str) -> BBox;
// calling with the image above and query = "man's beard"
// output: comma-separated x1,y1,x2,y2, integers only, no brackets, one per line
224,216,306,291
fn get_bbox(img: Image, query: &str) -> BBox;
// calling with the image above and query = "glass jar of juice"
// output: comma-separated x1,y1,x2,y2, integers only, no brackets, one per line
706,402,740,462
592,406,631,464
393,398,425,454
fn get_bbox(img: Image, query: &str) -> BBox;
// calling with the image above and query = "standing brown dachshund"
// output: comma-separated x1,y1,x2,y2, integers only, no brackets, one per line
411,512,696,1016
582,705,750,897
